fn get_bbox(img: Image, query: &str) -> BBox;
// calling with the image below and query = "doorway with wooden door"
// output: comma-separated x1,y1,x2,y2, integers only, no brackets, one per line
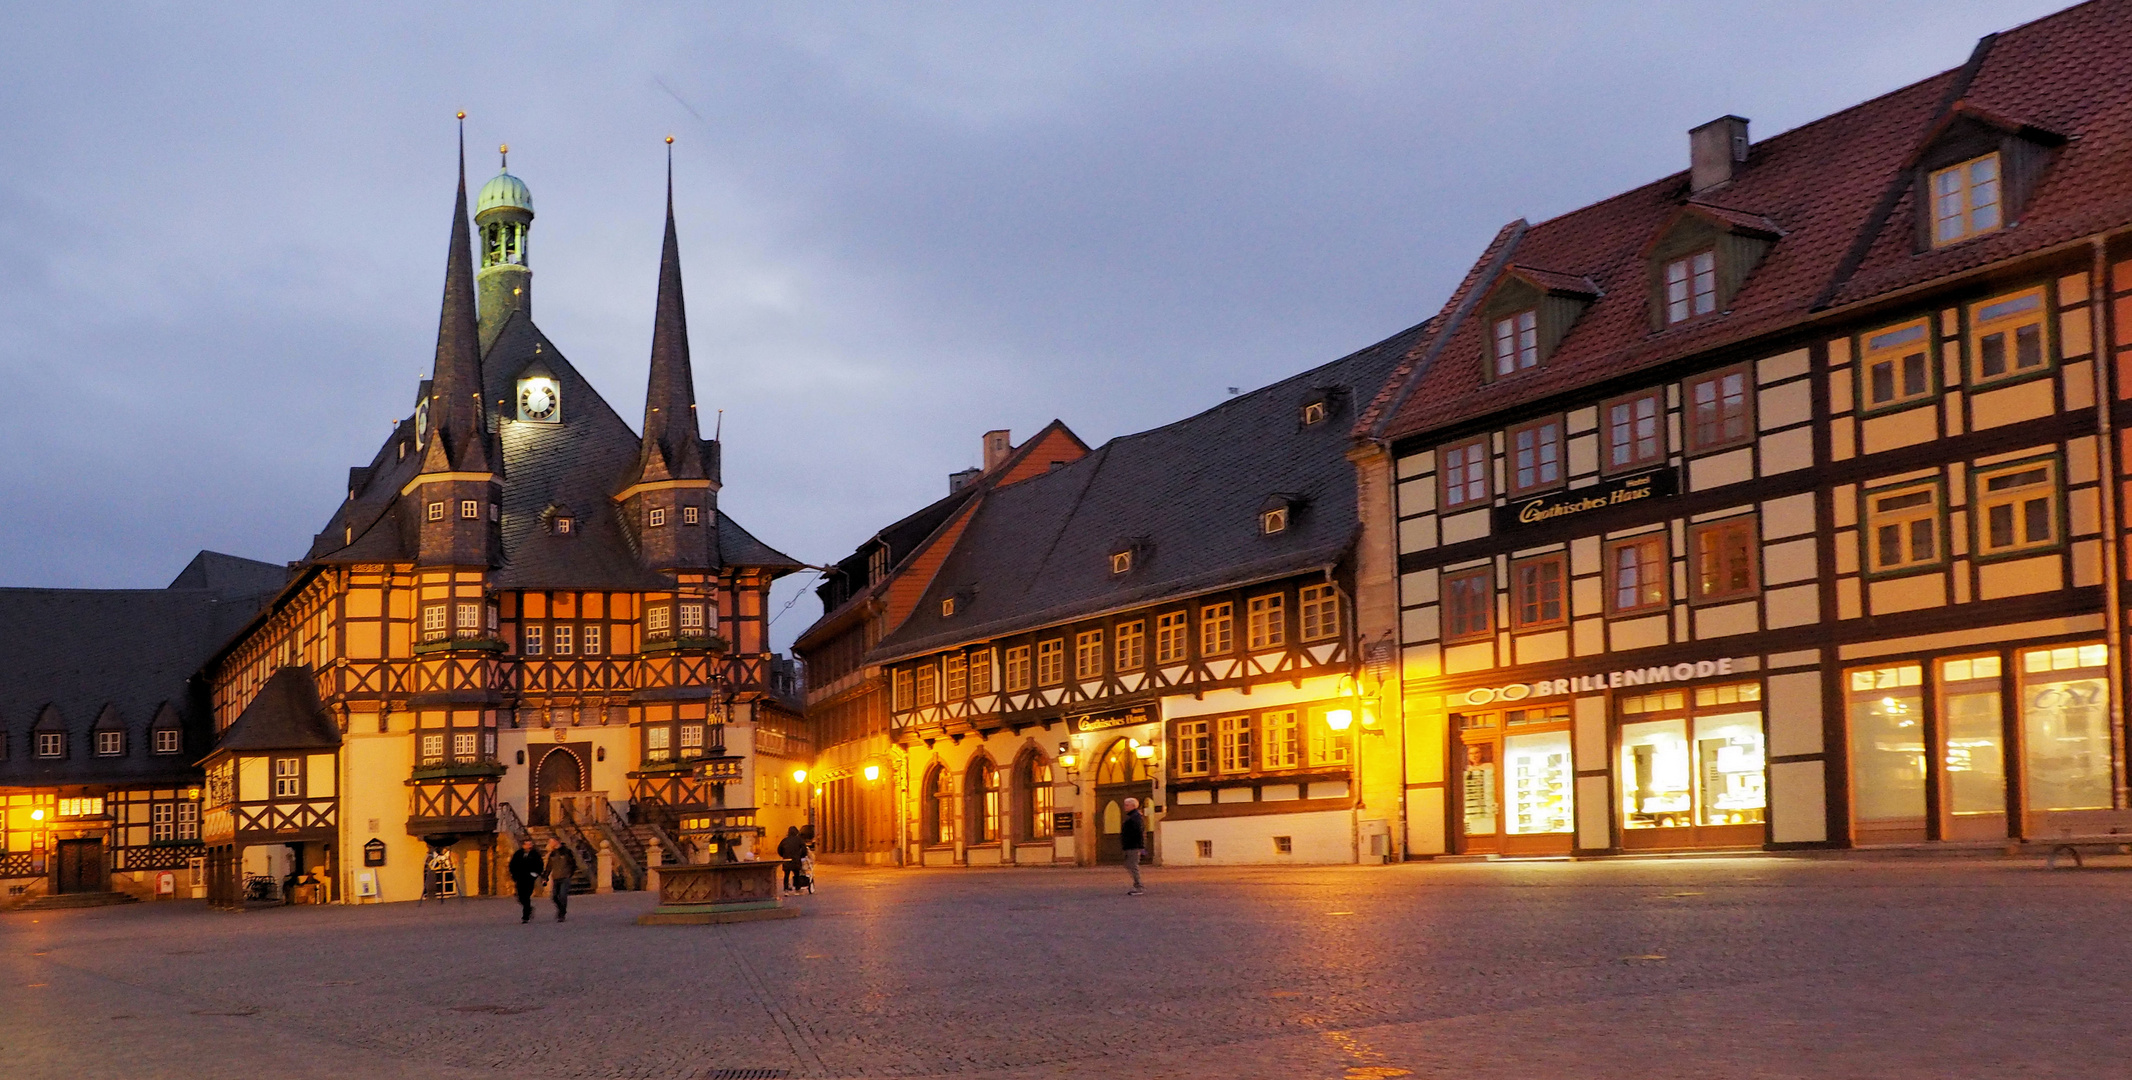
530,745,587,826
1093,737,1154,864
55,838,104,894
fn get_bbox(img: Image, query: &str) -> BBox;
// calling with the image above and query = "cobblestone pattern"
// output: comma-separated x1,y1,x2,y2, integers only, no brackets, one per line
7,858,2132,1079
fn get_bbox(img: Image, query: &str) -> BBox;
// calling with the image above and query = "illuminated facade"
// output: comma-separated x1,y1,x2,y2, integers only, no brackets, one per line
194,138,805,904
1351,2,2132,857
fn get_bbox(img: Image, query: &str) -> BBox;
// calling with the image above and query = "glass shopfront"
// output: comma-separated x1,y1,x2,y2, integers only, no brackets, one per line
1454,704,1573,855
1847,643,2113,843
1617,682,1765,849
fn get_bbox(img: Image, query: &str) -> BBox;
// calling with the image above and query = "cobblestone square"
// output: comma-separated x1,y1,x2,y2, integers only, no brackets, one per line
8,858,2132,1079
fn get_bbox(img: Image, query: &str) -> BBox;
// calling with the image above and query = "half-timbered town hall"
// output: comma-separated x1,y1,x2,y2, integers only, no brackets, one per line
3,131,806,907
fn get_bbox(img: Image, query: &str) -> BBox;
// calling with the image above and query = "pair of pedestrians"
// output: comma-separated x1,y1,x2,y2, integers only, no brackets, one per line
508,838,577,923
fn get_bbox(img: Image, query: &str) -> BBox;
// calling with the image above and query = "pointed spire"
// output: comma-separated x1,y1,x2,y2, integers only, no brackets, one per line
427,114,492,474
632,136,706,484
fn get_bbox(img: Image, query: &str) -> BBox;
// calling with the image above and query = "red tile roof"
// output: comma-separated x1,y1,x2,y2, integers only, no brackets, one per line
1368,0,2132,443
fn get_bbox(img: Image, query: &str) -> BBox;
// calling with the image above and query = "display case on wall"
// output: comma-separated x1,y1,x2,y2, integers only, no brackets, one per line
1505,731,1571,835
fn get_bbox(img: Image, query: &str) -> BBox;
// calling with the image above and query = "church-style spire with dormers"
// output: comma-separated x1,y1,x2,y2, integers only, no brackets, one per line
413,116,502,568
617,138,717,572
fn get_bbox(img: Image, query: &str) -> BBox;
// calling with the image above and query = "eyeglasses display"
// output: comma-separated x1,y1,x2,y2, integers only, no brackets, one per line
1505,731,1572,834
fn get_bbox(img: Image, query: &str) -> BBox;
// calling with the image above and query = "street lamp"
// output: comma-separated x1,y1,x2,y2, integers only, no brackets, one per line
1057,740,1077,769
791,768,808,785
862,764,881,782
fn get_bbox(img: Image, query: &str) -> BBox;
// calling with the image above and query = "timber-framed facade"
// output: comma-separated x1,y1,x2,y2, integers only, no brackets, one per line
1353,1,2132,859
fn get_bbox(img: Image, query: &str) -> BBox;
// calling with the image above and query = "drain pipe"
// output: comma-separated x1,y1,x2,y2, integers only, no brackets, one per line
2092,235,2127,810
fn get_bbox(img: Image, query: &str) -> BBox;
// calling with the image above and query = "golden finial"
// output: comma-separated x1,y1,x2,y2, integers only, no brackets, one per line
665,135,674,145
456,111,466,120
499,143,509,169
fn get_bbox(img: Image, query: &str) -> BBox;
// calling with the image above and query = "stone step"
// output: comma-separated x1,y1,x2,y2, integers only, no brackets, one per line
14,891,141,911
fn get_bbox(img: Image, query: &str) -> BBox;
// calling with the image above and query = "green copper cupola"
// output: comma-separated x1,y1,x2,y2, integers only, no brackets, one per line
475,144,534,351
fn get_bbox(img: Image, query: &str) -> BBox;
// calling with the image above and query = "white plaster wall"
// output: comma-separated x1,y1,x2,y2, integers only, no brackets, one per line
1160,809,1353,865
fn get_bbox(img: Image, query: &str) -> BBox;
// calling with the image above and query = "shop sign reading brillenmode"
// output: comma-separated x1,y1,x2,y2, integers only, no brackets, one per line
1460,658,1743,707
1492,468,1677,532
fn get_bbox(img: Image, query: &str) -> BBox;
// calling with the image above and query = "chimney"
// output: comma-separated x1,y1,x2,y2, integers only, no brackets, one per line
948,467,982,494
1689,115,1750,194
982,429,1013,472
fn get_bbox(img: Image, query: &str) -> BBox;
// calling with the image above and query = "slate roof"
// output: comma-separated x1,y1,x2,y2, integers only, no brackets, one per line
1365,0,2132,442
303,307,796,587
0,551,284,786
871,321,1425,662
207,666,340,757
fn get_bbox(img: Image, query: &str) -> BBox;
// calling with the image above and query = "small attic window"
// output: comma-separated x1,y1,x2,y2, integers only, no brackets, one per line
1261,507,1289,535
1663,251,1717,323
1492,310,1538,375
942,597,957,617
1111,551,1133,575
1931,154,2002,246
154,729,181,754
1301,400,1328,426
556,516,574,535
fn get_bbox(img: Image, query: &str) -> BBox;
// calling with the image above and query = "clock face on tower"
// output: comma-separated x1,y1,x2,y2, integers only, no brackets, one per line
517,378,560,423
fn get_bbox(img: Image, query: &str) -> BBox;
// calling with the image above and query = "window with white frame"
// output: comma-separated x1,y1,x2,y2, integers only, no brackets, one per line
945,653,968,700
645,725,671,762
1155,611,1188,664
154,729,180,755
419,734,444,766
1300,584,1340,641
894,667,915,709
1115,621,1145,671
582,624,601,655
1200,603,1234,656
679,604,705,634
1175,719,1211,777
1218,714,1254,773
1247,594,1285,650
272,757,301,797
1004,645,1031,691
1975,460,2058,557
1262,709,1300,769
96,730,123,756
460,499,479,519
553,624,575,654
1075,630,1104,680
523,625,544,655
683,505,701,525
914,662,937,705
1664,250,1717,324
453,731,477,760
37,732,63,758
1492,309,1538,375
427,502,445,522
649,507,667,527
1036,639,1065,685
646,605,672,639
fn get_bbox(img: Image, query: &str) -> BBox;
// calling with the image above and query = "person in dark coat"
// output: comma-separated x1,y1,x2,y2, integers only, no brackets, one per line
776,825,809,891
1120,797,1148,896
507,838,544,923
541,838,577,922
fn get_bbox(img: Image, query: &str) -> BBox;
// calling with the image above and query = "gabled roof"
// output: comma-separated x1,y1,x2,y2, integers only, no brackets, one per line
795,419,1088,653
1369,0,2132,442
872,320,1424,662
208,666,340,757
0,550,282,785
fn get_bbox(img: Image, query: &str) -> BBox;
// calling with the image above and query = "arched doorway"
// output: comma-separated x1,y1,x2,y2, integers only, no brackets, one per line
1093,737,1153,864
531,746,584,826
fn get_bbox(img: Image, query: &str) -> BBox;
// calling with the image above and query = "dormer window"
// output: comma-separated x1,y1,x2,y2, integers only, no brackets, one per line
1301,400,1327,426
869,546,890,585
1931,154,2001,246
942,597,958,617
556,516,573,534
1110,551,1133,575
1261,507,1288,534
1492,310,1538,375
1663,251,1717,324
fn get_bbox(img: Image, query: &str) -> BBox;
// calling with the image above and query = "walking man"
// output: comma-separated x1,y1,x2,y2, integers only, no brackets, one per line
1120,797,1147,896
542,838,577,923
508,838,544,924
776,825,808,892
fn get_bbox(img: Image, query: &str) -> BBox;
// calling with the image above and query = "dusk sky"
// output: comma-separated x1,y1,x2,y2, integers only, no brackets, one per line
0,2,2067,651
